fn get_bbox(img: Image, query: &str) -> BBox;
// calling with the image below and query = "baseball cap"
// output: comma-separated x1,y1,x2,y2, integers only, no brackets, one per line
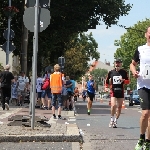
115,58,122,63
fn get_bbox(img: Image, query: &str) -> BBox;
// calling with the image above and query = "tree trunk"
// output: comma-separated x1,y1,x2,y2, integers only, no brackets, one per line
21,24,28,74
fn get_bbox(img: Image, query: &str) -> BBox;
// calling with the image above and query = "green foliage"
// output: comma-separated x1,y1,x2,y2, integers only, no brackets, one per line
0,0,132,74
89,68,108,85
114,18,150,89
64,32,100,79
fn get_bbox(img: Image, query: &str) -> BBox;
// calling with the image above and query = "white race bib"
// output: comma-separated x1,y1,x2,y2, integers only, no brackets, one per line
113,76,122,84
143,65,150,79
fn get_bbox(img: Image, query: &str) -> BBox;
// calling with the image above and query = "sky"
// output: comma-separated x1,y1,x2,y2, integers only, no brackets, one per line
86,0,150,65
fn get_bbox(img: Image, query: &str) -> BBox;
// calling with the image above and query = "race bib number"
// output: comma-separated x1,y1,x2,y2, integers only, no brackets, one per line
113,76,122,84
143,65,150,79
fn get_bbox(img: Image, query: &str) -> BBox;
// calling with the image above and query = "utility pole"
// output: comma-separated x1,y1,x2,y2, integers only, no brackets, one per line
31,0,39,130
6,0,11,64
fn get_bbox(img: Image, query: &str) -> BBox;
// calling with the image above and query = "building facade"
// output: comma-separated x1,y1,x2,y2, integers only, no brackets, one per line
0,48,20,74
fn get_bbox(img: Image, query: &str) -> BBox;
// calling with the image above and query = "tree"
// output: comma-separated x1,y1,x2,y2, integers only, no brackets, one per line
64,32,100,79
114,18,150,89
0,0,132,74
90,68,108,85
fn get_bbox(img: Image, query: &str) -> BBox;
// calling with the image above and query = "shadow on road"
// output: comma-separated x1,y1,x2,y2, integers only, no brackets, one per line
76,105,110,115
118,126,140,129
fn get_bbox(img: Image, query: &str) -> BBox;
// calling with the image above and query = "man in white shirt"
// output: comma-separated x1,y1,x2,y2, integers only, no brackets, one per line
17,71,29,106
130,26,150,150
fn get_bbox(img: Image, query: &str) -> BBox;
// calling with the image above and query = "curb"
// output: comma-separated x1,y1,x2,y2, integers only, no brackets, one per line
0,134,82,142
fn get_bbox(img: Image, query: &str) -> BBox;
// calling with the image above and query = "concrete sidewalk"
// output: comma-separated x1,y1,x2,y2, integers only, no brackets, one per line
0,105,82,142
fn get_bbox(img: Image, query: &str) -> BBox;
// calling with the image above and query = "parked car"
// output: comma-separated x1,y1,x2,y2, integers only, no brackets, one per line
129,94,140,106
124,93,130,100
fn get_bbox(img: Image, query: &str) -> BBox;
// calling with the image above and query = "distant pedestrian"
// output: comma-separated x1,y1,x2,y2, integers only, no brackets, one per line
130,26,150,150
11,76,18,105
36,74,43,108
0,64,14,110
17,71,29,106
85,74,96,115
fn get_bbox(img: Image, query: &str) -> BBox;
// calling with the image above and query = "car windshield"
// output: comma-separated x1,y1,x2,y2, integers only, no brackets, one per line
133,90,138,95
133,95,139,98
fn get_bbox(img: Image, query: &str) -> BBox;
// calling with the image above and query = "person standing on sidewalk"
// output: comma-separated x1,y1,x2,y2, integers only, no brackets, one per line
105,58,129,128
36,74,43,108
85,74,96,115
17,71,29,106
0,64,14,110
130,26,150,150
50,64,63,119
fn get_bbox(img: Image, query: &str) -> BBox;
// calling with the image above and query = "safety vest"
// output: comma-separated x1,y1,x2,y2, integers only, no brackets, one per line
50,72,63,94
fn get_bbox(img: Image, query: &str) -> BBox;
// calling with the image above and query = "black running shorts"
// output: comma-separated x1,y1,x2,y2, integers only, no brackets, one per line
138,88,150,110
87,91,95,101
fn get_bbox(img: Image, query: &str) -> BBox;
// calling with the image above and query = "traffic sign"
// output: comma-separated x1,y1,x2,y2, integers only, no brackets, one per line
1,41,16,53
23,7,51,32
58,56,65,66
3,29,15,40
26,0,50,8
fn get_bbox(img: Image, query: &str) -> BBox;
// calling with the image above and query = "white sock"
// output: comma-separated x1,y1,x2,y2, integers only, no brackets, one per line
111,116,114,122
114,118,117,123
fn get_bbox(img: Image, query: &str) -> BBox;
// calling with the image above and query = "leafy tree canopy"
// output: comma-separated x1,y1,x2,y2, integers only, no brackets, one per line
0,0,132,74
114,18,150,89
64,32,100,79
89,68,108,85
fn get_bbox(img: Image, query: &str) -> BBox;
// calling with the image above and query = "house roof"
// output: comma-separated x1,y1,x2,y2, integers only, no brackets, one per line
88,60,114,72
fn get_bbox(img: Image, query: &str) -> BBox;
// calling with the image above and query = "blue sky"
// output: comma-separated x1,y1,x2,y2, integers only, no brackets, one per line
86,0,150,65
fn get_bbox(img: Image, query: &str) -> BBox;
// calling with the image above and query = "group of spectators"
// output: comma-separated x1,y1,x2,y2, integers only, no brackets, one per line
0,63,79,119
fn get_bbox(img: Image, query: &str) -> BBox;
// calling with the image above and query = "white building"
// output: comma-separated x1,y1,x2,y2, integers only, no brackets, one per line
0,48,20,74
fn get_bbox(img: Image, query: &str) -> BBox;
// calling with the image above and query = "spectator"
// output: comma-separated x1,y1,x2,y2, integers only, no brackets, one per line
17,71,29,106
0,64,14,110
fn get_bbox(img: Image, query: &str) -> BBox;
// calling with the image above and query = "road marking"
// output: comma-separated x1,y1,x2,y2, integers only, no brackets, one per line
138,111,142,113
68,119,76,122
69,117,75,119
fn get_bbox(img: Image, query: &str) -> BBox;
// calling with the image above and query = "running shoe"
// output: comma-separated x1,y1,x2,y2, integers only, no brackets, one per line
135,139,144,150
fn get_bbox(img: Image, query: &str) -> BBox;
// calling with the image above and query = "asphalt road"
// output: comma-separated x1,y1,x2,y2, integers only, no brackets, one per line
0,98,141,150
75,98,141,150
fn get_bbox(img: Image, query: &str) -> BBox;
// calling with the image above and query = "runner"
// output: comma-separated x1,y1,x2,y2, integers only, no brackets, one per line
105,58,129,128
130,26,150,150
85,74,96,115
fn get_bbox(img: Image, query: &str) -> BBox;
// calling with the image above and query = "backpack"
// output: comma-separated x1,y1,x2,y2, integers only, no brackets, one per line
41,75,50,90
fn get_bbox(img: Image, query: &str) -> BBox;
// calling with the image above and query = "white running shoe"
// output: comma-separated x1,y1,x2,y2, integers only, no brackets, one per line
5,103,9,110
113,121,117,128
109,121,114,128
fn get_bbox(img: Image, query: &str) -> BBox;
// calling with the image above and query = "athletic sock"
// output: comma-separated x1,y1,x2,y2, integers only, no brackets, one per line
140,134,145,140
114,118,117,123
111,116,114,122
88,109,90,112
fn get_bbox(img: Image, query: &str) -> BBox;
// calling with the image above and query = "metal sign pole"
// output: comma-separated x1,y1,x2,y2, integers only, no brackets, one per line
6,0,11,64
31,0,39,130
29,57,34,116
